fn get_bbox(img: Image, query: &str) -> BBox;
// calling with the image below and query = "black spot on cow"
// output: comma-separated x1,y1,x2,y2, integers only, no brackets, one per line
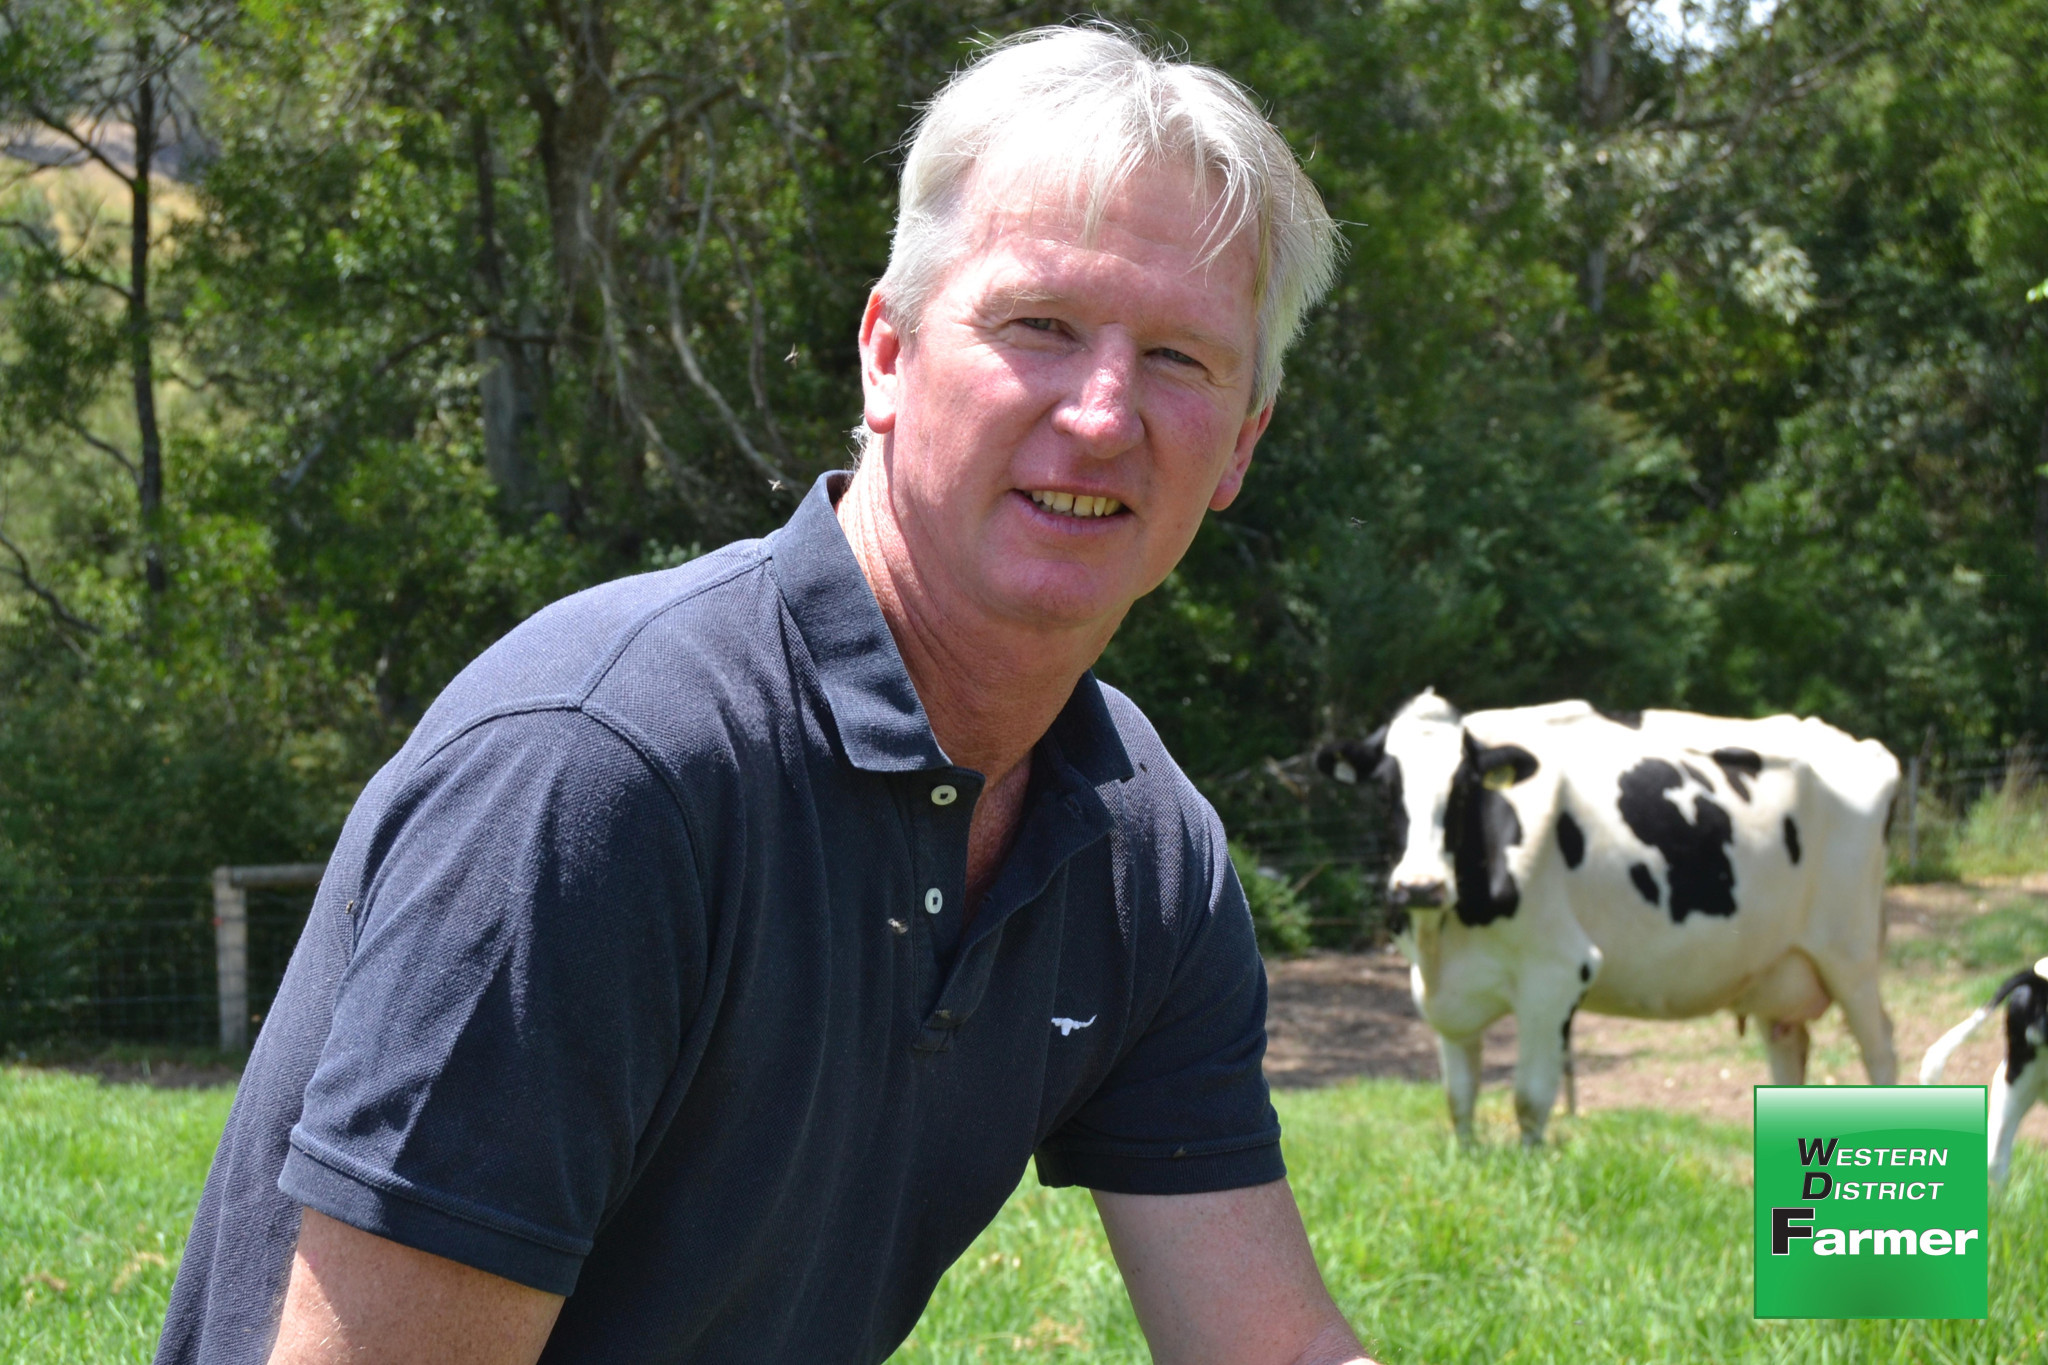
2008,984,2040,1085
1782,816,1802,865
1628,862,1660,905
1994,968,2044,1086
1617,758,1737,922
1556,810,1586,869
1680,761,1714,790
1385,759,1407,857
1444,733,1537,927
1597,707,1644,729
1711,747,1763,803
1579,961,1593,984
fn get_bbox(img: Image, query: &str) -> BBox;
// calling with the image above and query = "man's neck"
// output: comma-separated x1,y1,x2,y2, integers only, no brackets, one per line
834,466,1117,789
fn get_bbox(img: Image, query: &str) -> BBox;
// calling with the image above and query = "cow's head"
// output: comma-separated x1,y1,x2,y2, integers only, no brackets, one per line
1320,689,1539,926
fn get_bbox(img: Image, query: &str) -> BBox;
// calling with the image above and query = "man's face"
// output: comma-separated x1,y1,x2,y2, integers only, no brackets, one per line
860,162,1271,635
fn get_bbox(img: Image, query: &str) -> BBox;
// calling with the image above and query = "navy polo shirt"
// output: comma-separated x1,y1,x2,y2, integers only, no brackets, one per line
157,473,1282,1364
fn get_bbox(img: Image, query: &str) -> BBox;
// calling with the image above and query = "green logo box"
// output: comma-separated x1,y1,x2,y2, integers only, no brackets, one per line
1754,1086,1987,1319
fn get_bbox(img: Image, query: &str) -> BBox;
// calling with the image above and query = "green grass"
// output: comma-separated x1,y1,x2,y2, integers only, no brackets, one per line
1890,894,2048,980
4,1068,2044,1364
0,1068,235,1363
895,1083,2048,1364
1953,777,2048,881
1894,773,2048,884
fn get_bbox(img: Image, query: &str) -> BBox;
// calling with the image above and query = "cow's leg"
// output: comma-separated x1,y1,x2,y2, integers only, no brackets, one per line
1828,968,1899,1086
1989,1055,2042,1189
1511,975,1580,1146
1439,1032,1484,1145
1763,1019,1810,1085
1562,1007,1578,1118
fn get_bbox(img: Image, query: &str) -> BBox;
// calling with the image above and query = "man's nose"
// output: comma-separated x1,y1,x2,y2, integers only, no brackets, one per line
1055,337,1143,455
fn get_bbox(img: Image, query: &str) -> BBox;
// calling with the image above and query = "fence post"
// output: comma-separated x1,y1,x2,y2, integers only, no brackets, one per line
213,866,249,1053
1905,756,1921,870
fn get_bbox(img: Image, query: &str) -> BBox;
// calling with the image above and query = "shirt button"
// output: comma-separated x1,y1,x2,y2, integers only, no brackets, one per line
924,887,944,915
930,783,958,806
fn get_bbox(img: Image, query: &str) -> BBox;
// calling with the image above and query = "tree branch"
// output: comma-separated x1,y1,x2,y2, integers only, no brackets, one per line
659,251,792,493
278,326,456,489
58,418,139,482
26,107,136,186
717,211,794,468
0,527,98,638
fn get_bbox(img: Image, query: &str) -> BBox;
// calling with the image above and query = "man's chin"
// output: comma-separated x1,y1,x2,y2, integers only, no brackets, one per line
980,571,1132,637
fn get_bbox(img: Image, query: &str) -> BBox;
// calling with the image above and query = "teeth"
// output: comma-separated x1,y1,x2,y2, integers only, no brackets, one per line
1029,491,1124,518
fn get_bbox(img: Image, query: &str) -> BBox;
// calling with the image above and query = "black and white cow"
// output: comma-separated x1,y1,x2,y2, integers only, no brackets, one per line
1318,689,1900,1144
1919,957,2047,1187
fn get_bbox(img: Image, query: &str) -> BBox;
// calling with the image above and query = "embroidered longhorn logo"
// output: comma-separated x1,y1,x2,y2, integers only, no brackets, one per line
1051,1015,1097,1037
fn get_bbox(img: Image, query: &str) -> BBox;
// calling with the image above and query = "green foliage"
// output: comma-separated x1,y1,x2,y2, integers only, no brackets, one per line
4,0,2048,894
1954,774,2048,881
1229,840,1313,955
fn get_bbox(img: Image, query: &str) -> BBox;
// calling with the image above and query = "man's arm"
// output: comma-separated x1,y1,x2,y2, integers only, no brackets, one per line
265,1209,563,1365
1094,1180,1375,1365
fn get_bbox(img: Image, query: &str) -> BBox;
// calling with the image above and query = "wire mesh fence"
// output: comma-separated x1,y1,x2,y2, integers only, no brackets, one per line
0,740,2035,1048
0,876,317,1050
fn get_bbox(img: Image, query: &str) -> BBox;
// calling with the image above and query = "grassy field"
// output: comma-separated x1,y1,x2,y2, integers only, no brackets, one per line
7,876,2046,1363
4,1067,2040,1364
0,1069,233,1363
895,1084,2047,1364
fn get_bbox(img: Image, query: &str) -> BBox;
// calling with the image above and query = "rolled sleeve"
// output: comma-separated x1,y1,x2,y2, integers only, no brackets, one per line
280,710,704,1294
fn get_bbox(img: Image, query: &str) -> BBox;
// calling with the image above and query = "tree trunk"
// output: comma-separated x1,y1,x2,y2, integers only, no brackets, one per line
2034,401,2048,566
531,0,616,334
470,110,550,510
130,42,165,594
1574,2,1624,321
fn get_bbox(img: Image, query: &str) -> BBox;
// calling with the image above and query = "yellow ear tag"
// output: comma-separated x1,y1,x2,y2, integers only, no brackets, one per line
1483,766,1517,792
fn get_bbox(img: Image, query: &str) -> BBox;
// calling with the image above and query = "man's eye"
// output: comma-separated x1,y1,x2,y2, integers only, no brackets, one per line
1154,348,1200,367
1018,317,1059,332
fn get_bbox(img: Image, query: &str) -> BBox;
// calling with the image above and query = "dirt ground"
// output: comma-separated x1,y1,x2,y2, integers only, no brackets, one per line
1263,875,2048,1152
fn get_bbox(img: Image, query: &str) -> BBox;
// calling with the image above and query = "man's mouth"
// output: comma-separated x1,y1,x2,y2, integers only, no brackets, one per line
1027,490,1125,519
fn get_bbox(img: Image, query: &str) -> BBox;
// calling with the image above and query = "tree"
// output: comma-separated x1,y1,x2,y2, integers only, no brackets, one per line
0,0,232,602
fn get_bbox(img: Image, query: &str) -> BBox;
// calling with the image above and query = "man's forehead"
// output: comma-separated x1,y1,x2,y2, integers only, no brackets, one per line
952,180,1256,327
957,157,1250,272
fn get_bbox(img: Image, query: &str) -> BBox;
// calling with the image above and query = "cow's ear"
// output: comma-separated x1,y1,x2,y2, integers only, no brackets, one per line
1316,725,1388,785
1474,741,1539,789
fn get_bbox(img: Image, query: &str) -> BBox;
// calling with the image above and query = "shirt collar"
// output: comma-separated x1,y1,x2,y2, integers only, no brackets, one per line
766,471,1132,786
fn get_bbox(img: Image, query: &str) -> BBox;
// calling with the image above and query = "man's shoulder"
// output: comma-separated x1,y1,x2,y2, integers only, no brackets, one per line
1089,679,1229,867
405,540,777,757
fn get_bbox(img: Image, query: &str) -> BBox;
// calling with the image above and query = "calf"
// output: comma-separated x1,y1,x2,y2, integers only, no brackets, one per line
1919,957,2048,1187
1319,690,1900,1144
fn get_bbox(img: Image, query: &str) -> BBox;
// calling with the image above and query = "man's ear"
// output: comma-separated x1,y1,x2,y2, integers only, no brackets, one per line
860,290,903,436
1208,400,1273,512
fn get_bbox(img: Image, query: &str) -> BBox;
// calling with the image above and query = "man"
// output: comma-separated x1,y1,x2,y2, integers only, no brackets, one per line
157,25,1368,1365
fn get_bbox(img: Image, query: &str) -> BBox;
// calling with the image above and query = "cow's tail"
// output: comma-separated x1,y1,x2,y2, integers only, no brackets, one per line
1918,967,2038,1083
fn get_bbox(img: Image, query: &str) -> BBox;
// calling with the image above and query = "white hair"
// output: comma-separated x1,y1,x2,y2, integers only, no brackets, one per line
866,23,1341,444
